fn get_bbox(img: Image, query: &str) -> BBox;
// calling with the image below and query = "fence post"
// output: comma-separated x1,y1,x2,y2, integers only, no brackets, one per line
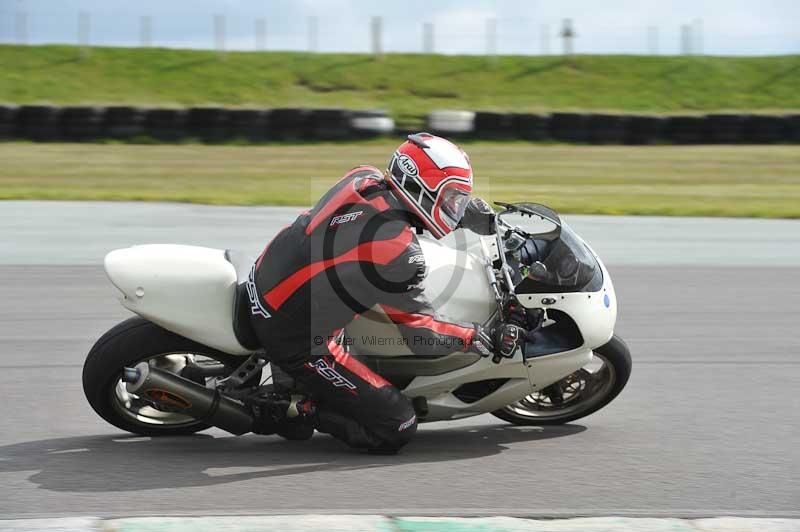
560,18,575,56
140,16,152,48
255,18,266,51
308,16,318,52
15,3,28,45
647,25,659,55
680,24,692,55
486,17,498,63
540,24,550,55
371,16,383,58
423,22,434,53
693,18,703,55
78,11,90,58
214,14,226,57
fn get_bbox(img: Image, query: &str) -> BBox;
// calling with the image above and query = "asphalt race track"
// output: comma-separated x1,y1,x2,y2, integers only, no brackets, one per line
1,201,799,519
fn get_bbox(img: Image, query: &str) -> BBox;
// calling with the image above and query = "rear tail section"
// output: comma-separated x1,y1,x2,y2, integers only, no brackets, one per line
104,244,254,355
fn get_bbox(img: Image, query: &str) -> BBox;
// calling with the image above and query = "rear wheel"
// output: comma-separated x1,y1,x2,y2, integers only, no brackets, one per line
83,317,249,436
492,335,631,425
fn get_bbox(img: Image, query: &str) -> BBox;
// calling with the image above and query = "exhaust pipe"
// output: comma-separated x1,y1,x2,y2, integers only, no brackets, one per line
122,362,253,435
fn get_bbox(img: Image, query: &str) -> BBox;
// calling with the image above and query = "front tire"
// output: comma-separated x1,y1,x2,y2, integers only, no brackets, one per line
492,335,632,426
82,317,244,436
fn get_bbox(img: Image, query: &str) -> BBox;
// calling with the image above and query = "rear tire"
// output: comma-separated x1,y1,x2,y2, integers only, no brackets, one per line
492,335,632,426
82,316,243,436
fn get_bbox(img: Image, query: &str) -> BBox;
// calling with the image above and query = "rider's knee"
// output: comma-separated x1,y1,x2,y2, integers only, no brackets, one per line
382,400,419,450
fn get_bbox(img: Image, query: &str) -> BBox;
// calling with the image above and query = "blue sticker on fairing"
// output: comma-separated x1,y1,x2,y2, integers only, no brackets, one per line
604,294,611,308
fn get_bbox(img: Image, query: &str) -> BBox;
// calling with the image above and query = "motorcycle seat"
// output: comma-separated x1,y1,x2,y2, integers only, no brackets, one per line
232,282,261,350
225,249,261,351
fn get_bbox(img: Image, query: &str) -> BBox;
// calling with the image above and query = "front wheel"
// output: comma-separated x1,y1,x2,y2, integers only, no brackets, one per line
82,317,247,436
492,335,631,425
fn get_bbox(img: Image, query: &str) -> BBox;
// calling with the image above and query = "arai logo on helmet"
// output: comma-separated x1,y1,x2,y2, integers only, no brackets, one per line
397,154,418,176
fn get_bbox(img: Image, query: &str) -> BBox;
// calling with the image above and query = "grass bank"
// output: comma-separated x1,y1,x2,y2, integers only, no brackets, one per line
1,46,799,126
1,142,798,218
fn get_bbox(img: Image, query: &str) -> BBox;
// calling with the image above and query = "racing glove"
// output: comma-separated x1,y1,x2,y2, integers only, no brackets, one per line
470,323,526,363
470,325,495,357
458,197,496,235
495,323,525,360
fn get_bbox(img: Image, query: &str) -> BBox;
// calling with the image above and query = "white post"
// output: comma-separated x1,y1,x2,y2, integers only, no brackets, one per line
540,24,550,55
560,18,574,56
371,16,383,58
486,17,498,61
647,25,659,55
423,22,434,53
78,11,90,57
214,14,226,55
693,18,703,55
308,16,318,52
255,18,266,51
15,9,28,45
140,16,152,48
680,24,692,55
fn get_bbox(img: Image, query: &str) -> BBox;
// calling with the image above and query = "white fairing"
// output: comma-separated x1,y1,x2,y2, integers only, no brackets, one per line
104,245,252,355
517,237,616,396
347,234,496,356
422,234,615,419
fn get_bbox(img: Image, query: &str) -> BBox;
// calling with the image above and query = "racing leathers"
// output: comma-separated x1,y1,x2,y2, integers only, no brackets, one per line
249,165,481,452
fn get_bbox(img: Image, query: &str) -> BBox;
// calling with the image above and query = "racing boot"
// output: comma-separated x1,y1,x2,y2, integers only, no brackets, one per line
275,394,316,441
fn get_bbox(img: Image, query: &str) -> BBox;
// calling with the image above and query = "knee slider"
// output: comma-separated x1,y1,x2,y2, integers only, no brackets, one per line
391,405,419,448
372,401,418,450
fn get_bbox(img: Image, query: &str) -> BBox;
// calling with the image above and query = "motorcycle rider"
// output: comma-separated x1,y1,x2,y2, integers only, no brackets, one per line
249,133,526,454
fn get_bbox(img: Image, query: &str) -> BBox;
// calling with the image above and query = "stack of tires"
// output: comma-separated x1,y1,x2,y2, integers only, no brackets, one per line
186,107,230,143
705,114,746,144
785,114,800,143
269,108,311,140
104,106,147,140
0,105,18,139
427,110,475,136
308,108,352,140
227,109,270,141
512,113,550,141
350,110,395,138
60,106,105,141
665,115,708,144
473,111,515,139
587,114,630,144
549,113,590,143
743,115,785,144
16,105,62,141
625,115,666,144
144,108,187,141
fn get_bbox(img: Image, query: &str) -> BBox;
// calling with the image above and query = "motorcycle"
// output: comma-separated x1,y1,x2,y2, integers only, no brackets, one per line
83,202,631,438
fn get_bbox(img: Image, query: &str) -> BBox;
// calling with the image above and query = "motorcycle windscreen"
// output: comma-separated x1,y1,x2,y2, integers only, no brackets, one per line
516,224,603,294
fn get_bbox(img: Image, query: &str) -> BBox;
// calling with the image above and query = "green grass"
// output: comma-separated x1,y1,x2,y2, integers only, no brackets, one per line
1,45,799,126
1,142,798,218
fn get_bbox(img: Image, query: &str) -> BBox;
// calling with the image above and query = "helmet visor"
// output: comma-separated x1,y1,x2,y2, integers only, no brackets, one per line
439,187,471,230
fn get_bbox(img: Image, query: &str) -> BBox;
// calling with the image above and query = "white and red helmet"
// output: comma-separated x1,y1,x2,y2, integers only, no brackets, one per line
386,133,473,239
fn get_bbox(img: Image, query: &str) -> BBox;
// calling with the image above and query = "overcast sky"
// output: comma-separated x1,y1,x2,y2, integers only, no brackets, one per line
1,0,797,55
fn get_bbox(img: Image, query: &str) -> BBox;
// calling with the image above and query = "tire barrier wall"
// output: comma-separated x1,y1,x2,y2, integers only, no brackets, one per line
104,106,146,139
59,106,105,141
0,105,18,139
430,111,800,144
1,105,395,143
0,105,798,143
145,108,188,141
15,105,62,141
